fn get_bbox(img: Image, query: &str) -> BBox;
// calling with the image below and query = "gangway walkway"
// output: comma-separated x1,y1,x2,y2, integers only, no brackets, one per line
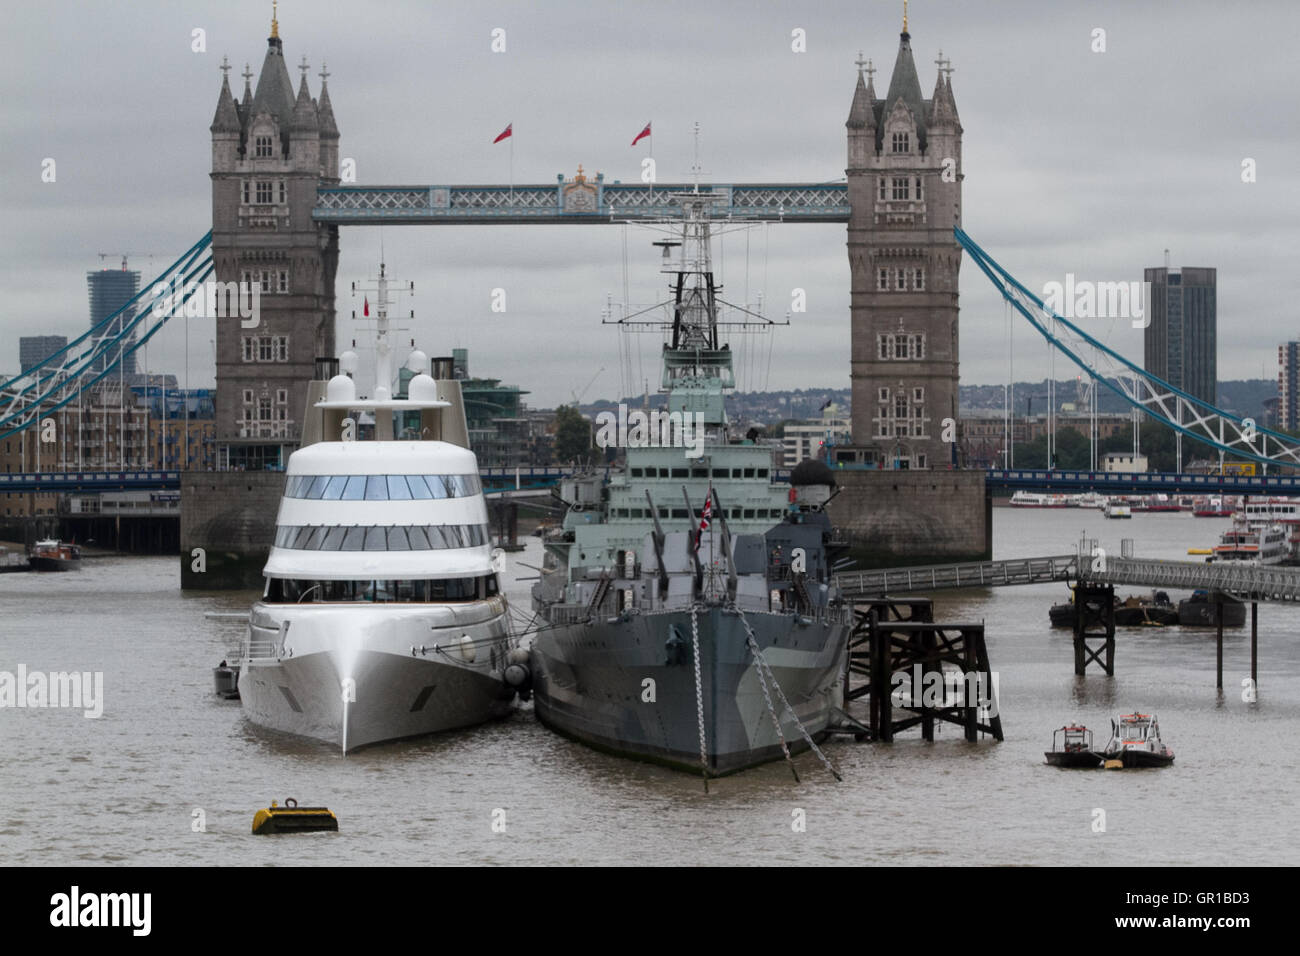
835,553,1300,604
836,555,1078,598
1083,557,1300,603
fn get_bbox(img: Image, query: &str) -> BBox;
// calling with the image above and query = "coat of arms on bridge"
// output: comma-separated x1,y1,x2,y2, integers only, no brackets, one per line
559,165,601,214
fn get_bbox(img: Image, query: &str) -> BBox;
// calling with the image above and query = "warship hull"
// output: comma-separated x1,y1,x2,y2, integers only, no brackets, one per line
531,605,848,776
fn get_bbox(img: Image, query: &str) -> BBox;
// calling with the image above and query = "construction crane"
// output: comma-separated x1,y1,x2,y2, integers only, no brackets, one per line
96,252,157,271
571,366,605,406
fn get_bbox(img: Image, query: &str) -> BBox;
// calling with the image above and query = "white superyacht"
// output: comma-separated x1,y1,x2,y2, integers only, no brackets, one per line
238,265,516,752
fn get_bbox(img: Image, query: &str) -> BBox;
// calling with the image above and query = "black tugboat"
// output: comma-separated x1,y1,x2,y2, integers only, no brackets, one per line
1044,725,1102,768
1177,590,1246,627
1048,594,1076,628
1101,713,1175,768
1113,591,1179,627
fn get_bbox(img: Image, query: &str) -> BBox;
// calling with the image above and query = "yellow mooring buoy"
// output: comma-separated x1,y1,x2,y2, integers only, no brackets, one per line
252,798,338,834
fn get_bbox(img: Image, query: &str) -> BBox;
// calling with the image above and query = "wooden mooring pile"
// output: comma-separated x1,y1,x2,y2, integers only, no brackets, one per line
839,597,1004,743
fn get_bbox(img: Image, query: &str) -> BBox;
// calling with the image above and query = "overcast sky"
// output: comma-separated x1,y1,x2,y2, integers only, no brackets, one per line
3,0,1297,407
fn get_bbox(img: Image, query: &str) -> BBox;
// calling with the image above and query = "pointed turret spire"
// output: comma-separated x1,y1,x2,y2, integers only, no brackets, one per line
317,62,339,137
291,72,319,132
250,17,295,124
884,22,927,148
846,66,875,130
211,66,240,132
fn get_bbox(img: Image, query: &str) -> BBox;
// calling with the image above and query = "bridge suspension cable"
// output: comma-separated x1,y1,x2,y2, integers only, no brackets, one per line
0,233,214,442
956,227,1299,469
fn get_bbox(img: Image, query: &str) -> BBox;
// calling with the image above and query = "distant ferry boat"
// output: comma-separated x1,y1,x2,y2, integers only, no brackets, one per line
1192,496,1234,517
1129,494,1180,513
1211,520,1288,565
1103,500,1131,519
28,539,81,572
1009,491,1070,508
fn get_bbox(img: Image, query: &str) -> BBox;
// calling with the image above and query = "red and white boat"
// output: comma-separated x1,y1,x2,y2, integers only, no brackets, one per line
1192,495,1234,517
28,539,82,572
1211,519,1288,565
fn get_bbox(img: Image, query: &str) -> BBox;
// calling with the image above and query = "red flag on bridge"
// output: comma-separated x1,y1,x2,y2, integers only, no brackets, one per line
363,296,370,317
631,122,651,147
493,123,513,144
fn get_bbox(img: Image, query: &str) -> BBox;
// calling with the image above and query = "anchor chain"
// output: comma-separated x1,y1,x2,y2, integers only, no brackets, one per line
748,616,800,783
689,603,710,791
734,604,843,782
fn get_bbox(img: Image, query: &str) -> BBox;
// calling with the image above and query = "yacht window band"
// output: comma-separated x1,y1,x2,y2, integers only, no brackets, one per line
283,474,482,501
265,574,499,603
273,524,489,551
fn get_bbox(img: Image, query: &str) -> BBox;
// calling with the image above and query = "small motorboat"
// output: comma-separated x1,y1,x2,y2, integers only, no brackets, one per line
1044,725,1102,768
28,539,82,572
1101,712,1174,768
1177,590,1246,627
1113,590,1178,627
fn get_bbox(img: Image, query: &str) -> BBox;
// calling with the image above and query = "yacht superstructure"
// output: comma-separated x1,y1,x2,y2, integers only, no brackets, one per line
238,265,516,752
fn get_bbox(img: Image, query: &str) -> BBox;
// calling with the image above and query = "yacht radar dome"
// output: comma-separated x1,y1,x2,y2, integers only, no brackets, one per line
326,373,356,403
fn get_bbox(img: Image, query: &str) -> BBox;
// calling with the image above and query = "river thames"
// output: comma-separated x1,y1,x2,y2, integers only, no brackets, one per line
2,507,1297,865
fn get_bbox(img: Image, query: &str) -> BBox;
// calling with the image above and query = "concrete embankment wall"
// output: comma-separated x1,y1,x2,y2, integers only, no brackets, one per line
826,469,991,569
180,472,285,589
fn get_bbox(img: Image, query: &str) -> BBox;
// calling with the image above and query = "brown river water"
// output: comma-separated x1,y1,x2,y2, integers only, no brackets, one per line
1,508,1297,865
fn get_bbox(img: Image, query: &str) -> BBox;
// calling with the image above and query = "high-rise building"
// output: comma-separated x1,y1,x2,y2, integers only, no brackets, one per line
86,266,141,375
209,10,340,470
1143,265,1217,406
1278,341,1300,430
19,335,68,372
844,13,962,469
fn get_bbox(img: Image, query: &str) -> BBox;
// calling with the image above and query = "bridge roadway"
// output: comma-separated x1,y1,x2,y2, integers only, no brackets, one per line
835,554,1300,605
0,465,794,494
986,468,1300,496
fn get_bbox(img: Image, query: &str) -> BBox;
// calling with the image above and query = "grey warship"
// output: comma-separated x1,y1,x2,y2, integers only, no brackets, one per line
529,192,852,777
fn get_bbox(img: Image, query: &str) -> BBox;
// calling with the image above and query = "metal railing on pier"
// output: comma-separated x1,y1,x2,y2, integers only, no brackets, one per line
1082,557,1300,603
836,555,1078,597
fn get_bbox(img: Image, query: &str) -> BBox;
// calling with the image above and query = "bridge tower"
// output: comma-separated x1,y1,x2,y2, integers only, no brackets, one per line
845,13,962,469
209,10,339,470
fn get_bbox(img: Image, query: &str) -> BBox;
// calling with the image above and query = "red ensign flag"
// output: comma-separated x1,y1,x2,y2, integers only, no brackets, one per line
631,122,651,147
692,489,713,553
363,297,369,317
493,123,513,144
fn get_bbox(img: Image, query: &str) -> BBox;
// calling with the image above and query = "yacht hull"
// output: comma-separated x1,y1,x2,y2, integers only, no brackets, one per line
239,600,513,752
530,605,848,776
